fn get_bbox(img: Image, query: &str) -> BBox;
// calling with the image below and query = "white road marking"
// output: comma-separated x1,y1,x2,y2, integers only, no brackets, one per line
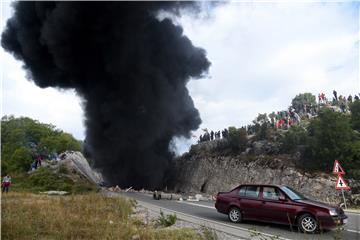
346,212,360,216
139,200,293,240
346,229,360,234
177,201,216,209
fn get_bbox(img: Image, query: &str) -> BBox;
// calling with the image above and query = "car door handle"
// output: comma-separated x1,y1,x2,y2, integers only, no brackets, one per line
262,201,266,204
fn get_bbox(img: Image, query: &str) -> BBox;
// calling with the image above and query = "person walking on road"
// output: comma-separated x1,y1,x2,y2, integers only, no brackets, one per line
2,175,12,193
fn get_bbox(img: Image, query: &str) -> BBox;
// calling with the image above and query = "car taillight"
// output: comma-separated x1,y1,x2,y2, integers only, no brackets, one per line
212,194,217,201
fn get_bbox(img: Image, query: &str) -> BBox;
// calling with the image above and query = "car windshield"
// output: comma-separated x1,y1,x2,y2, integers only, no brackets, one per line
280,186,307,200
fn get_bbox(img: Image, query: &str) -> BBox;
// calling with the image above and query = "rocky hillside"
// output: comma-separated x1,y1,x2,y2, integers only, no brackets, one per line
174,139,360,205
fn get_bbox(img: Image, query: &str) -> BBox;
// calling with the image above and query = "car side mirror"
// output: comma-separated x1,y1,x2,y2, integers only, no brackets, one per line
279,196,287,201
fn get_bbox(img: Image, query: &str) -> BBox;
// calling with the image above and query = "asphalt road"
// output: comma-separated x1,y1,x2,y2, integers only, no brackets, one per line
119,192,360,240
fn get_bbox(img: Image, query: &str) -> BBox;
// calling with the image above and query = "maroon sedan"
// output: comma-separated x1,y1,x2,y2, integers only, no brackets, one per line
215,184,347,233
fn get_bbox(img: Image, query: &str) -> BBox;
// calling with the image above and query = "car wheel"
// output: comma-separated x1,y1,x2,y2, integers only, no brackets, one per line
228,207,242,223
298,214,318,234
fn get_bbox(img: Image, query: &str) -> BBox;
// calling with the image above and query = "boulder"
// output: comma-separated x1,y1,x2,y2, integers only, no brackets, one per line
59,151,104,185
40,191,69,195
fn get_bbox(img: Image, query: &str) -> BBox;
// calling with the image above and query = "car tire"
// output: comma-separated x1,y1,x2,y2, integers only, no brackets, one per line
228,207,242,223
298,214,318,234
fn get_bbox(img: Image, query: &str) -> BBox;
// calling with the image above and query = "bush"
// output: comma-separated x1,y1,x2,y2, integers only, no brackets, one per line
228,127,247,152
306,109,354,171
291,93,316,113
200,226,218,240
28,167,73,192
350,101,360,132
10,147,33,172
13,167,98,193
58,164,69,174
156,210,177,227
282,125,308,152
256,123,271,140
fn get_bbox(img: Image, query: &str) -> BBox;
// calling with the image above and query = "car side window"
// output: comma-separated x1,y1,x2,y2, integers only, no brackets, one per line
262,187,280,200
239,187,246,196
245,186,260,198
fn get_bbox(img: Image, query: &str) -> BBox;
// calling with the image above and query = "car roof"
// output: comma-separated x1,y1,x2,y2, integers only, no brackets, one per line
238,184,286,188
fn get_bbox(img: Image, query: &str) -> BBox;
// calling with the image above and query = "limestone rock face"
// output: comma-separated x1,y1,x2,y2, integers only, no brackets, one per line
59,151,104,185
174,140,359,205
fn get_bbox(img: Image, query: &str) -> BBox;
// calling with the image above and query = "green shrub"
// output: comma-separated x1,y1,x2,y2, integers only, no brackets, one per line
228,127,247,152
10,147,33,172
17,167,97,193
350,101,360,131
307,109,354,171
156,210,177,227
291,93,316,113
200,226,218,240
281,125,308,152
28,167,73,191
58,164,69,174
256,123,271,140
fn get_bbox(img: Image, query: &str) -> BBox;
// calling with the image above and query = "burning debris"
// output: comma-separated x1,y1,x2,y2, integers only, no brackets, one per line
107,185,214,202
2,2,210,190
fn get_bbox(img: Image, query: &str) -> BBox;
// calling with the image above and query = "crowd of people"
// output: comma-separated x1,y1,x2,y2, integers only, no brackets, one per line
198,129,229,143
30,155,43,171
197,90,359,143
329,90,360,113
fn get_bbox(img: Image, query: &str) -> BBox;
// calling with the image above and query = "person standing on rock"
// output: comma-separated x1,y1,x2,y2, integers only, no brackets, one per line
333,90,338,101
2,175,12,193
37,155,42,167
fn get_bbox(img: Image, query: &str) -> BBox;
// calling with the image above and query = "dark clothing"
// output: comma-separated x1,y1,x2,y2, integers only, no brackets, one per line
2,182,10,193
2,176,11,193
333,90,337,101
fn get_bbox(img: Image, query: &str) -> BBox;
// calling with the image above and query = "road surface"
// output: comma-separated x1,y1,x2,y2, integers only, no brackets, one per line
117,192,360,240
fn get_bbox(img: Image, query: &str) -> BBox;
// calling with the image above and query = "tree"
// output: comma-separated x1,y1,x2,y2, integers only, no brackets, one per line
1,116,81,173
291,93,316,113
39,133,81,154
282,125,308,152
343,140,360,179
11,147,33,172
307,109,354,171
350,101,360,132
228,127,248,152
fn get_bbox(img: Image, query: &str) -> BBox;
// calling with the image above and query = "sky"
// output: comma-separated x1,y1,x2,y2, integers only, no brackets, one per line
1,2,359,154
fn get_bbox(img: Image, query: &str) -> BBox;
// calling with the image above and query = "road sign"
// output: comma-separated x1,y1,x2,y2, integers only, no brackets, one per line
332,160,345,175
335,175,350,189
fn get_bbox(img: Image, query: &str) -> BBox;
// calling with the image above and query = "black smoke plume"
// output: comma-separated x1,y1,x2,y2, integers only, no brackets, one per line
2,2,210,189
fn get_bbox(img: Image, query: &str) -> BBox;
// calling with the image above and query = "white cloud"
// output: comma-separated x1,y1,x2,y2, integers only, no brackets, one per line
1,50,85,139
178,2,359,149
1,2,359,151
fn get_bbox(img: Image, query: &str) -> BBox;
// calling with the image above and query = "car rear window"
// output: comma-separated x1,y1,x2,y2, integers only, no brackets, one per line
239,186,260,198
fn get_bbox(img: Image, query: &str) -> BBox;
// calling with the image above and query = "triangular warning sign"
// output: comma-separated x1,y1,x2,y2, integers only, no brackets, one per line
332,160,345,175
335,175,350,189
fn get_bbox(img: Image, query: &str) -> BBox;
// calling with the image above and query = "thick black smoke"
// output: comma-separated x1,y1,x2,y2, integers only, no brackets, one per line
2,2,210,189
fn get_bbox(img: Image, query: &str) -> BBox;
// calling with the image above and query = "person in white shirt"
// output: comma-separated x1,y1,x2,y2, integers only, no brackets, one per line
2,175,12,193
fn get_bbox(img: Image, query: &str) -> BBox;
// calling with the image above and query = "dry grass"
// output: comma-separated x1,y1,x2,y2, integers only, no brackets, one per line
1,192,206,240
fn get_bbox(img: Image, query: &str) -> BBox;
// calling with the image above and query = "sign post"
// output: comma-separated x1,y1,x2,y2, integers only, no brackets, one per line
332,160,350,209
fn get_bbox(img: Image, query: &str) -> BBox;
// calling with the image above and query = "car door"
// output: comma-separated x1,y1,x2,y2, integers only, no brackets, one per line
237,185,263,220
259,186,289,224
